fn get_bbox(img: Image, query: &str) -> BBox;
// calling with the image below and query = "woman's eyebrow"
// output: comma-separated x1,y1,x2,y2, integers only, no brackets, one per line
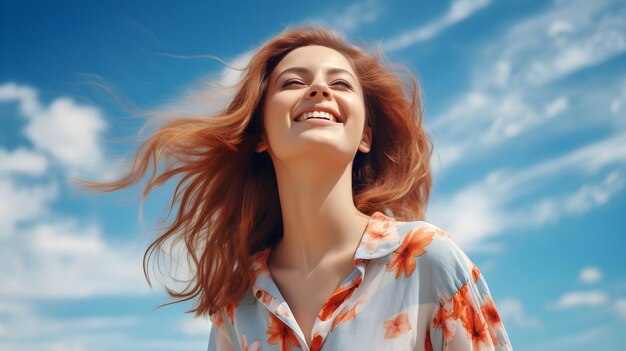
275,66,357,82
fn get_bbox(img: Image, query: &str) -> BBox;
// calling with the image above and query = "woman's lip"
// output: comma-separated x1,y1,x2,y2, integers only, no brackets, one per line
294,118,342,126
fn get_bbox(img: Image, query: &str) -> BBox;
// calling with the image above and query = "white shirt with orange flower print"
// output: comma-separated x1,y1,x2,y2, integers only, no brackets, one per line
207,211,512,351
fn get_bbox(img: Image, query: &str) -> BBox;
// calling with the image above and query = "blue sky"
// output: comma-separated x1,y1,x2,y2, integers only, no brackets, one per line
1,0,625,350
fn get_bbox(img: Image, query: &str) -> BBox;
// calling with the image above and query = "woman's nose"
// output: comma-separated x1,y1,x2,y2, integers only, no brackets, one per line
307,83,331,100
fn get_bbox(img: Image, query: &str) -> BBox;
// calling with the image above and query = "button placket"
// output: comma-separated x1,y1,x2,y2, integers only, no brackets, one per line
253,283,309,350
309,261,368,349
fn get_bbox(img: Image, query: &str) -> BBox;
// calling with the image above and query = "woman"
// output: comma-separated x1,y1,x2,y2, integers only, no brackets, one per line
78,25,512,350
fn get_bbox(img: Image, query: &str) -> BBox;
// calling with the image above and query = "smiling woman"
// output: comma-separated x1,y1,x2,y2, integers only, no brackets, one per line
73,24,512,350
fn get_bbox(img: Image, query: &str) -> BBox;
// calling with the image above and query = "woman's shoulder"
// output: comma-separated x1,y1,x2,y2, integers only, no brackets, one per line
394,219,479,300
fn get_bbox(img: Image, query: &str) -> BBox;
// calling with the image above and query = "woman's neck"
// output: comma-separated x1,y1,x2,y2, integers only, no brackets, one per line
268,158,371,275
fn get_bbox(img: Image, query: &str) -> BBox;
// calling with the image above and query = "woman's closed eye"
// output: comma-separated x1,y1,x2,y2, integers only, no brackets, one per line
282,79,353,90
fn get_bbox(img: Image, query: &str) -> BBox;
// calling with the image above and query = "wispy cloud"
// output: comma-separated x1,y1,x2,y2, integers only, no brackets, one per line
0,218,150,299
0,301,143,351
551,290,609,309
531,324,611,351
424,1,626,251
0,83,153,298
383,0,492,52
611,78,626,114
430,0,626,172
0,82,114,179
308,0,383,34
0,147,48,176
615,298,626,320
0,178,57,236
427,133,626,248
497,298,542,328
579,267,603,284
180,316,213,336
490,0,626,87
161,0,384,117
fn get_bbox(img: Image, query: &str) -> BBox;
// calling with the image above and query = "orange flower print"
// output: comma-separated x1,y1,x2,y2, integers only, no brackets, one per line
432,302,458,341
383,312,412,339
241,334,262,351
276,303,292,318
256,289,275,305
332,293,368,331
362,212,399,253
481,296,503,344
463,302,493,350
331,303,358,330
226,302,236,325
210,311,224,328
266,313,300,351
471,265,481,283
354,258,367,266
432,284,470,341
432,225,450,239
453,285,470,322
310,333,324,351
250,248,272,279
386,226,435,278
424,327,433,351
318,275,362,321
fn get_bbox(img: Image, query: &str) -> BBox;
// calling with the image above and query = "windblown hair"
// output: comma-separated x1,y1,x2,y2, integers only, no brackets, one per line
74,24,434,317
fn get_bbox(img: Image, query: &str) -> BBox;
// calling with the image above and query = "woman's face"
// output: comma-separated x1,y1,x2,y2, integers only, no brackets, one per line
257,45,371,163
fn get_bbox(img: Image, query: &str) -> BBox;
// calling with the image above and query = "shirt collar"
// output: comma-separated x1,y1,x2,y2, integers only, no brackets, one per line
249,210,403,296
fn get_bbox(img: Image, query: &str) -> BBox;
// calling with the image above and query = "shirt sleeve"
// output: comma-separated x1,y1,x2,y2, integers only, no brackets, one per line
207,310,237,351
425,231,513,351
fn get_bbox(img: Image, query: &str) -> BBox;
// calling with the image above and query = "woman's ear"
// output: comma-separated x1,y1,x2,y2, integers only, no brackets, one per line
358,124,372,153
256,134,268,153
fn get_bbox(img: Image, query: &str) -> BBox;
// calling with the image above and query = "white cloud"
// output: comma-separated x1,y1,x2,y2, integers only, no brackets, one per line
578,267,603,284
0,82,115,179
532,325,610,351
426,180,506,248
564,171,624,213
154,49,254,121
610,79,626,114
0,178,57,237
0,147,48,175
0,336,209,351
488,0,626,87
180,316,213,336
23,97,107,174
615,298,626,320
547,19,575,37
0,82,160,299
51,341,88,351
383,0,492,52
430,89,549,151
0,218,151,299
497,298,541,328
0,82,41,116
552,290,609,309
430,0,626,172
545,95,569,117
309,0,382,33
0,300,144,351
31,220,105,254
521,170,625,227
427,133,626,248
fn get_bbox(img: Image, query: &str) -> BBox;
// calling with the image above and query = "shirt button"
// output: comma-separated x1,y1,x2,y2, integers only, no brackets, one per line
256,290,262,298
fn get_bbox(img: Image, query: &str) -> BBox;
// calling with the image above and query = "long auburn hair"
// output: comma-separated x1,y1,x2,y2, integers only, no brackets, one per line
74,24,434,317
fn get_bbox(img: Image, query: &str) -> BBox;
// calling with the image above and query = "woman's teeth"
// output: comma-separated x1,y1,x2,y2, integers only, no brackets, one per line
295,111,337,122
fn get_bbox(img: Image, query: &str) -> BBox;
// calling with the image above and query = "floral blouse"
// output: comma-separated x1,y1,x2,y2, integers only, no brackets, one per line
207,211,512,351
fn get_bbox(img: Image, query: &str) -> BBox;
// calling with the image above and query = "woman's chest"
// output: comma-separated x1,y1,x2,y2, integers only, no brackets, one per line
270,266,353,346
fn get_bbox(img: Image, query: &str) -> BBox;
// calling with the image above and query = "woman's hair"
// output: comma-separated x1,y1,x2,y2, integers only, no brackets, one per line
74,24,434,317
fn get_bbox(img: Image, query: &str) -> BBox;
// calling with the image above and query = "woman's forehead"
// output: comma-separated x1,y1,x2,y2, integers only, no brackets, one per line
271,45,357,78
